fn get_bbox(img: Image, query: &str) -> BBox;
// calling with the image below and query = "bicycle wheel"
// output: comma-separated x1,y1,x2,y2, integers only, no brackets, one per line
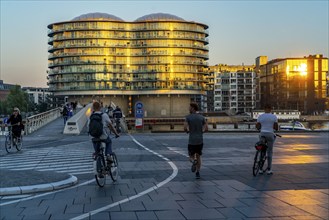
95,156,106,187
109,153,119,182
5,136,15,153
259,151,267,171
252,151,261,176
16,136,23,151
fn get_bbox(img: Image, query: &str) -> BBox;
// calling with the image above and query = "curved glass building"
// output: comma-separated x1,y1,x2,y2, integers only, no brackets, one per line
47,12,209,117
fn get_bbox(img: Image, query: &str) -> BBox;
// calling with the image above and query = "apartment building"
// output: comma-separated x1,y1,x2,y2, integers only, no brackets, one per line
256,54,328,114
211,64,256,113
47,12,209,117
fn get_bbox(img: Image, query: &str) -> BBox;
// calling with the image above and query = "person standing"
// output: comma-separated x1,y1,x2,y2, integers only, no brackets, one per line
256,104,279,175
184,102,208,179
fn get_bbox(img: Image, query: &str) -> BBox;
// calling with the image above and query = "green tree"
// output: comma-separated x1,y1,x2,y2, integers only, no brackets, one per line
5,85,29,113
0,100,9,115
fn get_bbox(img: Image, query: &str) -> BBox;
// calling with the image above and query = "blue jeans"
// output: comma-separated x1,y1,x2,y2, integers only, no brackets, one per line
92,136,113,155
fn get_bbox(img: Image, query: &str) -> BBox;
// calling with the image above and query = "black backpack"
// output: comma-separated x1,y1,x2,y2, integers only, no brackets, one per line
89,113,103,137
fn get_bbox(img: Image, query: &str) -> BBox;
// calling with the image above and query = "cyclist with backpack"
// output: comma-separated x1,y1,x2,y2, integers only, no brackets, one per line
89,101,120,163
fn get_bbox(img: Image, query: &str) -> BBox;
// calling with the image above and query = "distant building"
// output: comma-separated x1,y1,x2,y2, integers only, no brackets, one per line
256,54,329,114
47,12,209,117
210,64,256,113
22,87,52,105
0,80,17,101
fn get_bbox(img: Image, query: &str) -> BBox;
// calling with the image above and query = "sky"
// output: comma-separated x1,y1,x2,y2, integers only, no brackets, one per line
0,0,328,87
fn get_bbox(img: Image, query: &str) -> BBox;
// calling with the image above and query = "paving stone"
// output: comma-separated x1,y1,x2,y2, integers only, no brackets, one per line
155,210,185,220
135,211,158,220
216,207,246,218
235,206,272,218
142,200,181,210
110,211,138,220
90,211,110,220
120,200,145,211
215,198,248,208
65,204,84,214
180,208,225,219
22,214,51,220
297,205,329,219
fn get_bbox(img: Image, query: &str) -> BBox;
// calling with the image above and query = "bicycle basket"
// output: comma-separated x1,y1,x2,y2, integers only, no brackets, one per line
254,142,267,151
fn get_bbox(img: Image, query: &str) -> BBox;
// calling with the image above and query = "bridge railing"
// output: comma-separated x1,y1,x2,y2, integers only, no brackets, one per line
0,108,62,136
24,108,62,135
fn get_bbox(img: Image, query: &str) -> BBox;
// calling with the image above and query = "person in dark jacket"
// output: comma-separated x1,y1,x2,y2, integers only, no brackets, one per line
7,107,24,139
62,105,69,125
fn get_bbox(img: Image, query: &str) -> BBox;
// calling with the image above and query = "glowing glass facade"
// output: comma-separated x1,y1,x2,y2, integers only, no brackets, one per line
257,54,329,114
47,13,209,116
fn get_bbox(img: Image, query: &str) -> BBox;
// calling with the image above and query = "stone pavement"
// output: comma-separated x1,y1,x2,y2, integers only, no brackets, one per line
0,117,328,220
0,117,79,196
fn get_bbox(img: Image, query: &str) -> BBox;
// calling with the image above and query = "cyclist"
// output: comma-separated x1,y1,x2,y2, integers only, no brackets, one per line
89,101,120,164
256,103,279,175
112,106,123,133
6,107,24,142
184,102,208,179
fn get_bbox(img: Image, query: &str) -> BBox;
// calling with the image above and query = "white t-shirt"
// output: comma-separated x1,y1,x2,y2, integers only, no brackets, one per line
257,113,278,133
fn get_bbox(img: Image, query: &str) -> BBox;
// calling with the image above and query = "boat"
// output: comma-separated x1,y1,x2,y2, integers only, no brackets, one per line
280,121,310,131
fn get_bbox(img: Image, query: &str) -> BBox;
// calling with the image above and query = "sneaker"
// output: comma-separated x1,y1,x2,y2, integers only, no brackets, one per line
195,171,200,179
259,169,264,174
267,169,273,175
98,173,104,178
191,160,197,173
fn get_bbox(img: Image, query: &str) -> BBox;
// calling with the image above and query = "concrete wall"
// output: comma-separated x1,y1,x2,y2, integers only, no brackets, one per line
63,103,92,135
68,94,191,117
135,95,190,117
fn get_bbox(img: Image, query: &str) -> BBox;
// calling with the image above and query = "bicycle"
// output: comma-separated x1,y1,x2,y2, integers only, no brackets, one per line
4,125,23,153
252,134,281,176
92,137,119,187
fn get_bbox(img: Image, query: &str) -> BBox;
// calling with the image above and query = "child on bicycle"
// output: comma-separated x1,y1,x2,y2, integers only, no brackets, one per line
256,104,279,175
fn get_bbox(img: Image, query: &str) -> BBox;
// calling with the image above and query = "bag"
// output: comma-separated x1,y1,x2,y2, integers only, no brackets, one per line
89,113,103,138
254,141,267,151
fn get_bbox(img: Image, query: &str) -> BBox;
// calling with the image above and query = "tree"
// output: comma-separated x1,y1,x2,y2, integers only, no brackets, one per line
5,85,29,113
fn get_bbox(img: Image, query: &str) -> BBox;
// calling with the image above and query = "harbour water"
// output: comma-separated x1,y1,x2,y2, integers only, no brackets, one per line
214,121,329,131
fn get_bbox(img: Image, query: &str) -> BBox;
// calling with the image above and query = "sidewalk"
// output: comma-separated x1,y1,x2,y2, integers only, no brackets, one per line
0,169,77,196
0,117,78,196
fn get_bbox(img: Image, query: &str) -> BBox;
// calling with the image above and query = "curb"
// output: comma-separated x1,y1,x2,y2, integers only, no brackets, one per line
0,175,78,196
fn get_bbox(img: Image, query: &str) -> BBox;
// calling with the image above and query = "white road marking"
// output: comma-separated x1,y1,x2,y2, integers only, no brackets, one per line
70,134,179,220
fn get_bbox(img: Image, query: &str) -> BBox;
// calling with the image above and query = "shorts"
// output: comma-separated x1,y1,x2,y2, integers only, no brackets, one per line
188,144,203,156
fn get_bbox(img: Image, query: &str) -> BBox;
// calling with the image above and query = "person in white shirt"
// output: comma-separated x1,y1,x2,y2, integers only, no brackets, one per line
256,104,278,175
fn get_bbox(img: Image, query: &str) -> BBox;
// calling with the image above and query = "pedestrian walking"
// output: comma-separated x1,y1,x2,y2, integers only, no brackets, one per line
184,102,208,179
62,105,68,125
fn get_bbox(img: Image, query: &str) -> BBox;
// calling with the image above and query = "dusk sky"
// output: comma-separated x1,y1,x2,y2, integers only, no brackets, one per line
1,0,328,87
